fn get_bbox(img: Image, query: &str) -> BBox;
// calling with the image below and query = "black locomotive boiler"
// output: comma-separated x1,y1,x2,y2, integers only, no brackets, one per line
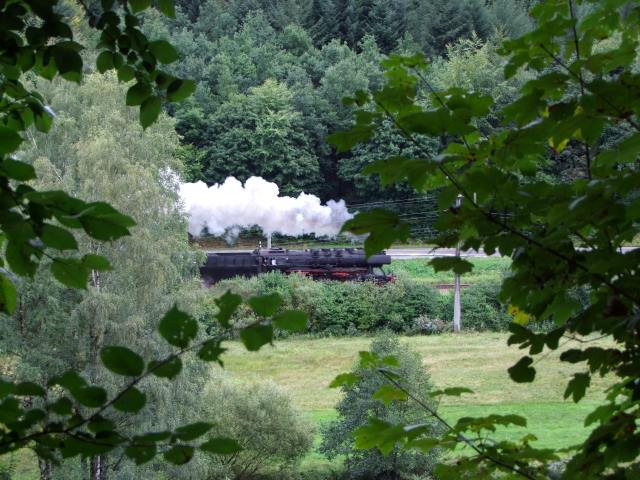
200,247,394,284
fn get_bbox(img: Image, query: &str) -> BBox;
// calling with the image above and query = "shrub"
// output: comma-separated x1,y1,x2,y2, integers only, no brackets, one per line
185,371,314,479
320,335,441,479
408,315,450,335
437,280,511,331
203,272,511,335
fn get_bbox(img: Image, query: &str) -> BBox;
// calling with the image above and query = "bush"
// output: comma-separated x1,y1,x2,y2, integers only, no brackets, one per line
185,371,314,479
437,280,511,331
408,315,450,335
320,335,441,479
203,272,512,335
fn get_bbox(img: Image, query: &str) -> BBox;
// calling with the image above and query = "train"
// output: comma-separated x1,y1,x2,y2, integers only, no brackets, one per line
200,247,394,284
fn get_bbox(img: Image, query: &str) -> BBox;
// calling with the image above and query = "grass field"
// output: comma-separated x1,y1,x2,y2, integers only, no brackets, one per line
388,257,511,285
2,333,611,478
220,333,612,472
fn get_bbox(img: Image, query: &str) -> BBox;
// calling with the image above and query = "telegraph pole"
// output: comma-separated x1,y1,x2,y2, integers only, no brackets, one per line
453,194,462,333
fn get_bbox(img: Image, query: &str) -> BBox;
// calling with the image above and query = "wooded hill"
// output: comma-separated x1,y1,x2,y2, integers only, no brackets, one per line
144,0,538,210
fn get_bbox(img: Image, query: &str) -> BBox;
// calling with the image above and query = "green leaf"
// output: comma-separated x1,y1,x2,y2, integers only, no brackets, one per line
87,416,115,433
148,356,182,379
329,372,359,388
117,65,136,82
6,240,38,277
112,387,146,413
125,444,156,465
157,0,176,17
248,293,282,317
158,305,198,348
362,156,442,191
359,351,379,368
405,437,441,452
49,371,86,391
215,291,242,328
129,0,152,13
81,202,136,231
508,356,536,383
240,324,273,352
14,382,45,397
373,384,408,405
52,45,83,83
200,437,242,455
197,340,226,363
164,445,194,465
380,355,400,367
72,386,107,408
397,109,475,136
51,259,88,289
328,124,377,153
0,380,14,400
82,254,112,271
0,159,34,179
272,310,308,332
353,417,405,455
79,211,133,241
0,274,17,315
100,346,144,377
41,224,78,250
0,398,22,423
140,96,162,129
148,40,179,64
48,397,73,415
430,257,474,275
430,387,474,397
0,126,22,154
96,51,114,73
342,209,410,257
166,79,196,102
173,422,212,441
126,82,151,106
564,372,590,402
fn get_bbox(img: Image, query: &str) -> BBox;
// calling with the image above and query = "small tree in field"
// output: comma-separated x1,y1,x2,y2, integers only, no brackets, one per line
321,334,441,479
182,372,314,479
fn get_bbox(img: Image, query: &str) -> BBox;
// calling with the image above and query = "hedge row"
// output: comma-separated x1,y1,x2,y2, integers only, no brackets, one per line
204,273,513,335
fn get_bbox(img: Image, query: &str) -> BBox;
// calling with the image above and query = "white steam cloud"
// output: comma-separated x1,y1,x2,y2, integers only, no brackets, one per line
179,176,353,238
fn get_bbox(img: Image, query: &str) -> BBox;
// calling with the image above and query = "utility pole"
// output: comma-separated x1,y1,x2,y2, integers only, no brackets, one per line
453,194,462,333
266,233,272,249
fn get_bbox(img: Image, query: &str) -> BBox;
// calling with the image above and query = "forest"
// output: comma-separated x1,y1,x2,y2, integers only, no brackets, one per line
0,1,639,480
148,0,537,213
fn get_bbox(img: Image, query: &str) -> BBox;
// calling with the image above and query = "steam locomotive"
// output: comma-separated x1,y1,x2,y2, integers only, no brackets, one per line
200,247,394,284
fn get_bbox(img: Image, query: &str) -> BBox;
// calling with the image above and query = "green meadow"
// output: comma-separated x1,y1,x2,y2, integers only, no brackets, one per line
220,333,612,472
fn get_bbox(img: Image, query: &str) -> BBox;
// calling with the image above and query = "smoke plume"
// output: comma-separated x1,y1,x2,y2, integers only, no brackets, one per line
179,176,353,238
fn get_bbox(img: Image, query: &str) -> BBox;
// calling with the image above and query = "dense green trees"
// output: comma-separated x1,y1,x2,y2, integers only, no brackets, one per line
202,80,322,195
0,72,204,478
148,0,533,209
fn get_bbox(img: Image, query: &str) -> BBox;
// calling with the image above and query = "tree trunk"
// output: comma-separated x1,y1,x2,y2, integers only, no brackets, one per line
90,455,108,480
38,458,53,480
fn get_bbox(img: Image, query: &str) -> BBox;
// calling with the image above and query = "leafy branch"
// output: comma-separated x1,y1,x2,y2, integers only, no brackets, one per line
0,292,308,464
